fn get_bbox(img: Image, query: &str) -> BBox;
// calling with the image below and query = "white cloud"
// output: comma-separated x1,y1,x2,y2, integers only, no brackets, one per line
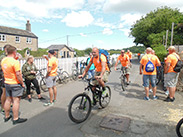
120,28,130,36
103,28,113,35
42,29,49,32
97,40,104,44
80,33,87,37
103,0,183,13
94,18,113,28
61,11,94,27
0,0,85,18
120,13,142,27
88,0,105,5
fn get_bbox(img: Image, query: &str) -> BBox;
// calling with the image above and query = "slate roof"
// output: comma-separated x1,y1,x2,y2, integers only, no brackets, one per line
47,44,75,52
0,25,38,38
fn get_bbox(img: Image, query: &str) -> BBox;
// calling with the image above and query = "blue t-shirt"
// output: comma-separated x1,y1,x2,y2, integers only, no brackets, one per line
87,57,95,70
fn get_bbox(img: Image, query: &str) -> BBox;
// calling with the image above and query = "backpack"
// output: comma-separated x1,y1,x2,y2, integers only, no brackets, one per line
99,49,111,72
173,54,183,72
145,56,155,72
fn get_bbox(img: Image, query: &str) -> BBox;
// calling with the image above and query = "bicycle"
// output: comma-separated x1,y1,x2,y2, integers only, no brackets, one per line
176,118,183,137
68,78,111,123
36,68,48,92
71,60,86,81
117,67,128,91
56,68,70,84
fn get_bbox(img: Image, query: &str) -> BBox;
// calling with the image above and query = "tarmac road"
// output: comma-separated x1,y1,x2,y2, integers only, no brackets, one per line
0,58,183,137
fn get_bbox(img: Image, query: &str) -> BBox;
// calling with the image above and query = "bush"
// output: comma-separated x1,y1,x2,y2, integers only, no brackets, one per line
152,44,168,62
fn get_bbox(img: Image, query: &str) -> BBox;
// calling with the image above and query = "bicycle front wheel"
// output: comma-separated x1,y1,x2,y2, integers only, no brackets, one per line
61,71,70,84
68,93,91,123
176,118,183,137
121,76,126,91
40,78,48,92
72,70,78,81
99,86,111,108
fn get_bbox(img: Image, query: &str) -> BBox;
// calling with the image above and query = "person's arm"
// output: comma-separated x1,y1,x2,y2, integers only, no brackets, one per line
114,57,119,70
16,71,25,87
22,64,31,77
43,55,49,61
139,64,143,75
164,62,170,74
46,66,51,77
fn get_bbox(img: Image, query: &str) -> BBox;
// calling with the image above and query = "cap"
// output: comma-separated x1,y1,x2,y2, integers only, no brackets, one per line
48,50,55,55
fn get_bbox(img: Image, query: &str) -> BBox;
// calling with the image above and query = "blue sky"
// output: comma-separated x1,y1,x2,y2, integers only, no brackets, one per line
0,0,183,50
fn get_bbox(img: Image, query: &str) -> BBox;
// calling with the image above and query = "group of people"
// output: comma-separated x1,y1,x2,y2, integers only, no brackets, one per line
139,46,180,102
0,43,180,125
0,44,58,125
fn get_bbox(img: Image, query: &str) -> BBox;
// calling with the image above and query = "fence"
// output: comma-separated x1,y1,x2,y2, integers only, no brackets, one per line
19,57,88,75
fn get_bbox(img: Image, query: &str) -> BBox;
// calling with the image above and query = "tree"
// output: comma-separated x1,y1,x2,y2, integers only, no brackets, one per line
130,7,183,48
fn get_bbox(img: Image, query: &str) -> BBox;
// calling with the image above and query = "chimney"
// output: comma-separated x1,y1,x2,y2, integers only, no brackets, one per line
26,20,31,32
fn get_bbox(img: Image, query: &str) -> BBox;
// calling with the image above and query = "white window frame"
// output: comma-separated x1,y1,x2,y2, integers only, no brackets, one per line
15,36,20,43
0,34,6,42
26,37,32,44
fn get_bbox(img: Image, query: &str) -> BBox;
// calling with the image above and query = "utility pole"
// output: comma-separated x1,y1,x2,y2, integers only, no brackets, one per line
165,30,169,49
163,35,165,46
66,35,69,46
171,22,174,46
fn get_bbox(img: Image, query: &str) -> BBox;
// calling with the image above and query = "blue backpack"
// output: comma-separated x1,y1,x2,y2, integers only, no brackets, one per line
99,49,111,72
145,56,154,72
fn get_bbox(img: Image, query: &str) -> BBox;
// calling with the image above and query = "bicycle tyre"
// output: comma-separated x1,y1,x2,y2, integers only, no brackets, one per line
176,118,183,137
40,78,48,92
68,93,91,123
61,71,70,84
99,86,111,108
72,70,78,81
156,71,161,85
121,76,126,91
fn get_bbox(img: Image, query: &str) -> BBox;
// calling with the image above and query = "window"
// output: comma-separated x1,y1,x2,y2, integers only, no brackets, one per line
0,34,6,41
15,36,20,43
67,51,69,58
26,37,32,44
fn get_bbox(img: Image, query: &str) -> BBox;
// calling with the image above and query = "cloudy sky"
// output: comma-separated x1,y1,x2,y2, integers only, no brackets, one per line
0,0,183,50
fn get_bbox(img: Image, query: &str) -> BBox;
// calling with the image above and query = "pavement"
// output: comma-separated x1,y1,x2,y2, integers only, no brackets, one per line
0,58,183,137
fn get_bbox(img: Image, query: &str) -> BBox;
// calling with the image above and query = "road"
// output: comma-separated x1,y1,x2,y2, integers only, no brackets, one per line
0,58,183,137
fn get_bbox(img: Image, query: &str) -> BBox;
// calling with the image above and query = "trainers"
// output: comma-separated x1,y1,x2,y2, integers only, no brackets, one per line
165,91,169,96
126,82,130,85
44,102,54,106
13,118,27,125
53,99,56,103
144,96,150,101
153,96,158,100
149,89,153,93
4,115,12,122
102,90,107,97
28,98,32,102
164,97,175,102
38,97,46,101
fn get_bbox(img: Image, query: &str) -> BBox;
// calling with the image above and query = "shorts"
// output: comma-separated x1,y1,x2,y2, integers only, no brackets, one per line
46,76,57,88
143,75,156,88
92,71,109,85
121,66,130,74
164,72,179,87
5,84,24,97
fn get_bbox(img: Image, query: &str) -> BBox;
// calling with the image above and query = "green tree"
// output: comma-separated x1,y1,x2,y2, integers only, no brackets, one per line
130,7,183,48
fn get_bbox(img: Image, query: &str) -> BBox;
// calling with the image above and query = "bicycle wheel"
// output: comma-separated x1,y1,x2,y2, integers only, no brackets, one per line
72,70,78,81
68,93,91,123
40,78,48,92
176,118,183,137
156,71,161,85
99,86,111,108
61,71,70,84
121,76,126,91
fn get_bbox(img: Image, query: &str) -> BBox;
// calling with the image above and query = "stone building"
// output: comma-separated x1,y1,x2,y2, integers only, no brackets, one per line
0,20,38,51
47,44,75,58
